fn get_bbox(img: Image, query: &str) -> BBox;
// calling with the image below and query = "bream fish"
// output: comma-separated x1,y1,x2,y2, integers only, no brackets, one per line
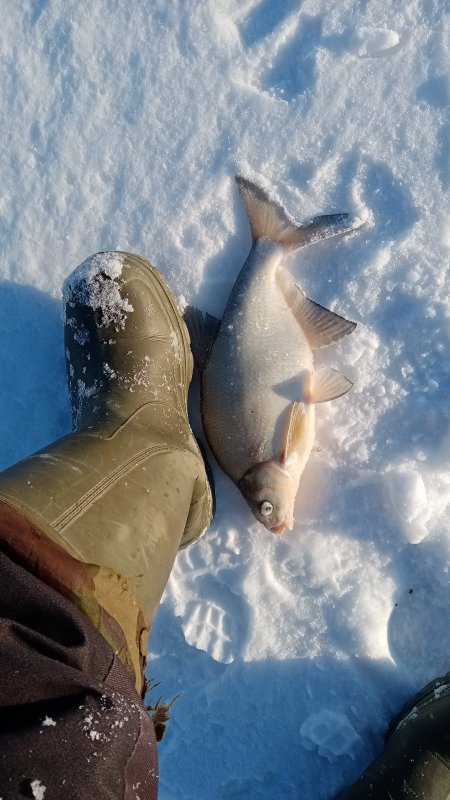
187,176,359,534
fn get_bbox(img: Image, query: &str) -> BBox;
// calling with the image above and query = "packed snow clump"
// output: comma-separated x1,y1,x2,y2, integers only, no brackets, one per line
41,716,56,727
300,710,362,762
30,779,46,800
383,464,430,544
351,27,401,58
63,252,133,329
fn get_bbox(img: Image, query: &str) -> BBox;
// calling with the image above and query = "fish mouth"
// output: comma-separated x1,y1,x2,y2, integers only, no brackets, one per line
270,522,289,535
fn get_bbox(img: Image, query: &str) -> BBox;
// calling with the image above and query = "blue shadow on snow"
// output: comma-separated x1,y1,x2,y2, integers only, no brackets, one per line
0,281,71,472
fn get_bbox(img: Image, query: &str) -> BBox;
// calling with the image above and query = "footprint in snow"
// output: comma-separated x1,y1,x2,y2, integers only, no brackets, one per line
238,0,300,48
388,584,450,686
350,27,403,58
233,4,323,107
169,528,250,663
259,14,323,103
181,583,248,664
300,709,362,762
173,527,243,581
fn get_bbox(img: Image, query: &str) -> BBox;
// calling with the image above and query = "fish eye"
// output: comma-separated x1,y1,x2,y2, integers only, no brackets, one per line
259,500,273,517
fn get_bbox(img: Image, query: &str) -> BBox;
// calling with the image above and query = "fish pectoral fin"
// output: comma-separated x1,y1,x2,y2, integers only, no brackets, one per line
236,176,362,250
183,306,221,371
279,401,306,465
309,367,353,403
276,268,356,348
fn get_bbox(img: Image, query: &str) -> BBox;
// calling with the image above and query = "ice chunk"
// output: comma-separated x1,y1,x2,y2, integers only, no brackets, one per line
300,709,361,762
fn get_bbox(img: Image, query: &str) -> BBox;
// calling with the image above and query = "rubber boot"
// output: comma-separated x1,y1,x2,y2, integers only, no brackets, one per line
337,672,450,799
0,252,213,693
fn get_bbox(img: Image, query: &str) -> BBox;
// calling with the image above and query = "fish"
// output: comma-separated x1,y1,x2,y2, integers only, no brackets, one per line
186,176,359,534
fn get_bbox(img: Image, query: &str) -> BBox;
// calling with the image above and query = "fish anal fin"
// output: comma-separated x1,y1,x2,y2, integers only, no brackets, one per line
276,268,356,348
236,176,362,251
309,367,353,404
183,306,220,371
279,401,306,465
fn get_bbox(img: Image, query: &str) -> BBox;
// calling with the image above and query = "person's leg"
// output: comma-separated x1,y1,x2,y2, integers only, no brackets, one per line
337,674,450,799
0,547,158,800
0,252,213,798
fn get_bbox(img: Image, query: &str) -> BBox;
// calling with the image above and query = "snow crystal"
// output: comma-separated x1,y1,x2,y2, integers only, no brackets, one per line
170,329,180,351
177,294,188,313
71,378,101,430
102,363,117,380
63,253,133,329
434,684,448,699
396,705,418,729
65,315,91,346
30,780,46,800
41,717,56,727
74,324,90,346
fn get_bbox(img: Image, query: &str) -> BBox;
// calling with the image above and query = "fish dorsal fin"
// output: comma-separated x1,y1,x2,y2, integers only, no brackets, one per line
236,176,358,251
183,306,220,371
276,268,357,348
280,401,306,465
309,367,353,403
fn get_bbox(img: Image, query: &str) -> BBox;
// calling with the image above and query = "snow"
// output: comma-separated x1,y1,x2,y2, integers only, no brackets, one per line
64,252,133,328
300,709,361,761
30,780,46,800
1,1,450,798
41,717,56,727
383,463,430,543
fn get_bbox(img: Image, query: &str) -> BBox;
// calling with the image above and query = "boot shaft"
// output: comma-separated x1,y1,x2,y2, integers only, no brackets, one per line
64,252,194,429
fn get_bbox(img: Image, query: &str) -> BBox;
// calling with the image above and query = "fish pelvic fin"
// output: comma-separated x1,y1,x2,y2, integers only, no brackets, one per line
308,367,353,403
236,175,361,251
276,268,357,348
183,306,220,371
279,401,306,466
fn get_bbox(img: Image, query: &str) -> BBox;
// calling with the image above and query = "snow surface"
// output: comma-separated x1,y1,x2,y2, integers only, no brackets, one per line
1,1,450,798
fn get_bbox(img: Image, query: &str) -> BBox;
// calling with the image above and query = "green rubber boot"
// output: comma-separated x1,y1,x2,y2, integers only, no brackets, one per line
0,252,213,693
338,673,450,799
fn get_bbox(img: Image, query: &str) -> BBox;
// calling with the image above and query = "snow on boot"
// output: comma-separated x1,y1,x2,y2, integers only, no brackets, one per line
337,671,450,799
0,252,214,693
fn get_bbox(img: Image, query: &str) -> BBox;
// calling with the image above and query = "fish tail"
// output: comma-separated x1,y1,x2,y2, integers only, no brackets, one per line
236,175,361,250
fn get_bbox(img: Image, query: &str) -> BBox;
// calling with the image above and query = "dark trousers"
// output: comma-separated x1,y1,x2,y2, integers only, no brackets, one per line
0,547,158,799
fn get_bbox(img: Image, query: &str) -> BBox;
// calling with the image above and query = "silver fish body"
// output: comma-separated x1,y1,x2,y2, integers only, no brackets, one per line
203,241,314,483
194,177,359,534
